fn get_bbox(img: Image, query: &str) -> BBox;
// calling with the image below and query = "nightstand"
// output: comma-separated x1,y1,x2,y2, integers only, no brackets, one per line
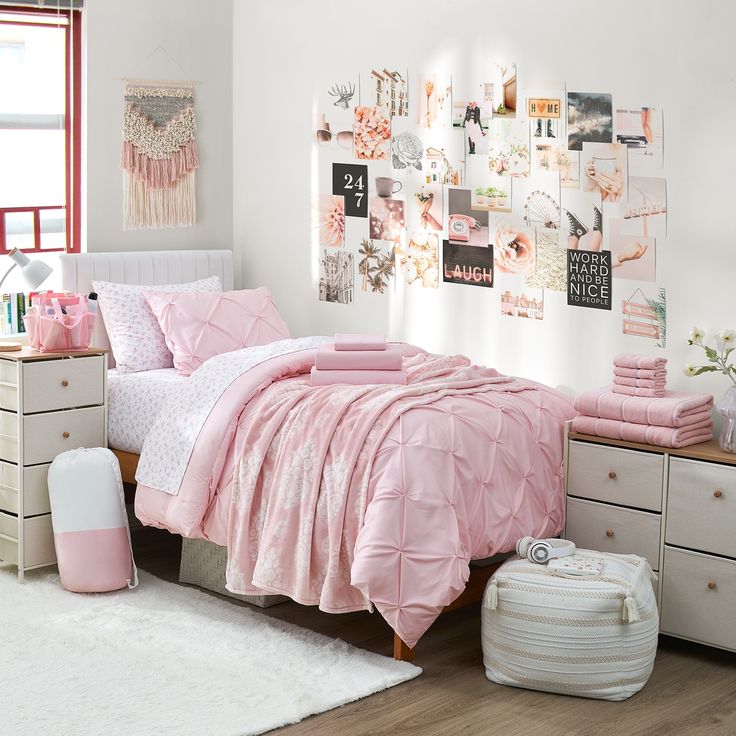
564,423,736,653
0,347,107,581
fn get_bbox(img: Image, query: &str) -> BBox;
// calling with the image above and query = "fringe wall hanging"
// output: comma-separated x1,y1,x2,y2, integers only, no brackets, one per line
122,80,199,229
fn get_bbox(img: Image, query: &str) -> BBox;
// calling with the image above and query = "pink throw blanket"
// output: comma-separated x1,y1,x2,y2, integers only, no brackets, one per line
310,366,407,385
613,366,667,380
135,342,574,649
571,415,713,448
314,344,403,371
335,333,385,351
574,387,713,428
612,385,665,398
614,354,667,370
225,353,572,647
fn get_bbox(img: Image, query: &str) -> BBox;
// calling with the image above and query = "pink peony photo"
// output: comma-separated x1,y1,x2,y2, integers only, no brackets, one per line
354,106,391,160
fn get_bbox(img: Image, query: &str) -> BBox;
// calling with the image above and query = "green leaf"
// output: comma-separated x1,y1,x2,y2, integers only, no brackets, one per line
694,366,719,375
704,345,719,362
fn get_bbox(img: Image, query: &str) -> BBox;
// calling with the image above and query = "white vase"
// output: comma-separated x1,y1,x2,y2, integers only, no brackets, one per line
716,386,736,453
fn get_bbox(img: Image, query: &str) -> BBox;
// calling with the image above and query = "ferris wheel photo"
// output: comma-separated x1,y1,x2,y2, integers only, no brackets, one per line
524,190,561,230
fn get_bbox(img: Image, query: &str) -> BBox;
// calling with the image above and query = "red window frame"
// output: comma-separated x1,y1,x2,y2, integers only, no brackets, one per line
0,5,82,254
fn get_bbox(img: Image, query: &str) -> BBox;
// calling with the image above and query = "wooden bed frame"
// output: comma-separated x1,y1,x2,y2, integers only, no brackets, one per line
113,448,500,662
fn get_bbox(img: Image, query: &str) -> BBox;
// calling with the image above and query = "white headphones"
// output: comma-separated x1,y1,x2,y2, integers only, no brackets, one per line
516,536,576,565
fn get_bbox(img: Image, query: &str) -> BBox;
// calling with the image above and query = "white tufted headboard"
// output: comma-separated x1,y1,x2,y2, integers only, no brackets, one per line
59,249,234,366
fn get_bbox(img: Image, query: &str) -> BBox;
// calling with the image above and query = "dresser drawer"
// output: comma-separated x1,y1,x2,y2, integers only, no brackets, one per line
22,406,106,466
0,462,51,516
0,359,19,411
22,356,104,414
567,441,663,511
666,457,736,558
0,511,56,568
565,497,661,570
661,546,736,652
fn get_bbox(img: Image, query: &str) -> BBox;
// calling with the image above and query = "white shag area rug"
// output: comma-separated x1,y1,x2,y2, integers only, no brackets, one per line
2,566,420,736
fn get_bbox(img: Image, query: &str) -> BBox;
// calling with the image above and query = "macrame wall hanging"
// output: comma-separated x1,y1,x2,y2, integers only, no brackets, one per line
122,80,199,229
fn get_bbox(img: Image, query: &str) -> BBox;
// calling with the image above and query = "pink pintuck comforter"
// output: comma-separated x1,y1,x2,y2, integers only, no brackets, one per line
135,339,574,647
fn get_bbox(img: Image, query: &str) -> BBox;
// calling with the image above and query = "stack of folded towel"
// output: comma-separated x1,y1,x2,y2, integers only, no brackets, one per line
572,384,714,449
612,354,667,397
310,333,407,386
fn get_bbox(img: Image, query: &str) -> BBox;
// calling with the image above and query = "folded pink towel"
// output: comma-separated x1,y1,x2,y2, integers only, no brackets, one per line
613,376,667,389
315,344,402,371
613,354,667,370
612,384,666,398
571,415,713,449
613,366,667,380
574,387,713,428
334,333,385,351
310,366,407,386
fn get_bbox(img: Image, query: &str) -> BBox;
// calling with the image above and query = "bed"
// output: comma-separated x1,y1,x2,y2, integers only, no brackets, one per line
60,249,575,660
60,248,234,480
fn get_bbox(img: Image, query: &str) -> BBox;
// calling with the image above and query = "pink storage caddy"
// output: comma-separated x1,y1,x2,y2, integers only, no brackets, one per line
23,293,95,352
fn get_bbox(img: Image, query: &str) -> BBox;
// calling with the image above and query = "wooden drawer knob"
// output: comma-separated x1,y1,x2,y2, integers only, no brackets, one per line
61,379,70,388
714,489,723,498
608,471,617,479
708,580,718,590
605,528,615,538
62,431,70,439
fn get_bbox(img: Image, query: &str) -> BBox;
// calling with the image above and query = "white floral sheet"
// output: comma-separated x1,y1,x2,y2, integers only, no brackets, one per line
107,368,188,455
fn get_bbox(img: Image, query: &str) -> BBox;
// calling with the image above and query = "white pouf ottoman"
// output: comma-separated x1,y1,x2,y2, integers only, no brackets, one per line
481,550,658,701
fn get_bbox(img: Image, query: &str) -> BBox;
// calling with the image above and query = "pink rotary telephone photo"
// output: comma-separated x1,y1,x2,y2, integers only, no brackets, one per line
448,214,481,242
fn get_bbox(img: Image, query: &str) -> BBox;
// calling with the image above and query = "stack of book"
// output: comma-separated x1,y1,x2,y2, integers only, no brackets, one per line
0,292,45,335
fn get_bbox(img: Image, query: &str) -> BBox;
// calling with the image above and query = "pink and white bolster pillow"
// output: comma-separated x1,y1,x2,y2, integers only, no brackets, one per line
48,448,138,593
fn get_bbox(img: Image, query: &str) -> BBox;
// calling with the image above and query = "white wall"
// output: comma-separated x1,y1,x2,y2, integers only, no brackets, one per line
85,0,233,254
232,0,736,403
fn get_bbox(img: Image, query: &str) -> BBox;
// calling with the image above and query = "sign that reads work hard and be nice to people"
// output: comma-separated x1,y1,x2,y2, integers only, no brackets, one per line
567,249,612,310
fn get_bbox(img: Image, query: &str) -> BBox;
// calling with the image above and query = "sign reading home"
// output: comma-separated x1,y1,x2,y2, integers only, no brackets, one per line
442,241,494,288
527,98,561,118
332,163,368,217
567,249,612,309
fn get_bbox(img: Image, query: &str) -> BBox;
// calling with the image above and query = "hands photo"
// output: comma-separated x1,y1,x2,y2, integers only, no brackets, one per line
614,241,648,267
585,161,624,202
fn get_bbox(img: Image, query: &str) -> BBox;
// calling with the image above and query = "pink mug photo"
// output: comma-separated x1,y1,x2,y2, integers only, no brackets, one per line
375,177,402,197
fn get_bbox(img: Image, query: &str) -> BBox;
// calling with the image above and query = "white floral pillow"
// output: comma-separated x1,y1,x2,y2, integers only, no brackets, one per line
93,276,222,373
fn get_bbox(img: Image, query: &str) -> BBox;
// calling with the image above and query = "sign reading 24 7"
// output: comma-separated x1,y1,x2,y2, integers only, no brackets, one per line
333,163,368,218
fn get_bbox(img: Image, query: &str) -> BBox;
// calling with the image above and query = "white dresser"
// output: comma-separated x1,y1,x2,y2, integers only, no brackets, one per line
0,347,107,581
564,425,736,653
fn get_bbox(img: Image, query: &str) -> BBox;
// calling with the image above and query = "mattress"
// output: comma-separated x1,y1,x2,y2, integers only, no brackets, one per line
107,368,188,454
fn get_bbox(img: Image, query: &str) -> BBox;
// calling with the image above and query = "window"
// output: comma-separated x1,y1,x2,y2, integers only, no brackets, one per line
0,5,82,253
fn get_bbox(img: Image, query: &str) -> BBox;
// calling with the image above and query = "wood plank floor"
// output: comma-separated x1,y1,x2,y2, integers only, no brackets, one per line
133,526,736,736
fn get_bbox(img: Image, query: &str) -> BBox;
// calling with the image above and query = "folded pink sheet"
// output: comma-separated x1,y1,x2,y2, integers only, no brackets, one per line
613,376,666,389
310,366,407,385
574,387,713,428
315,344,402,371
571,415,713,449
613,366,667,380
613,354,667,370
612,384,666,398
334,333,385,351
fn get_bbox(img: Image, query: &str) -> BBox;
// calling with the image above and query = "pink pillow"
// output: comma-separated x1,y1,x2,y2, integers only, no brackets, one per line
93,276,222,373
143,288,291,376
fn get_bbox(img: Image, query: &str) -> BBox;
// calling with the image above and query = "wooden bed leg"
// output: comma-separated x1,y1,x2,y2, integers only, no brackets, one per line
393,634,415,662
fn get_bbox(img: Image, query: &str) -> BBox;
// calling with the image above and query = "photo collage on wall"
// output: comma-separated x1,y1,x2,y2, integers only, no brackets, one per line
313,67,667,340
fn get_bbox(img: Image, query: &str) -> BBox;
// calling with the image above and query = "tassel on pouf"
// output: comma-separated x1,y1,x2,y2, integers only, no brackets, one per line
623,593,640,623
484,578,499,610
